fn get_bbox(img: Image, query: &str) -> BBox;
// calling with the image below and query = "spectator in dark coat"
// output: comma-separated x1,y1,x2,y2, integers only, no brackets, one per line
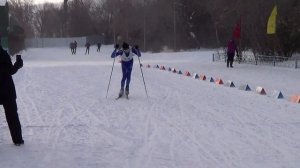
226,39,239,68
74,41,77,54
0,44,24,146
85,42,90,55
97,42,102,52
70,42,75,55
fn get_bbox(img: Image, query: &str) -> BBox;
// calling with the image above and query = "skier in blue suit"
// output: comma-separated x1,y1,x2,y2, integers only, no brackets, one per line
111,42,141,98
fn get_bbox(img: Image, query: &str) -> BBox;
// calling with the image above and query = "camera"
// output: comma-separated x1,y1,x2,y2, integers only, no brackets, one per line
16,55,22,62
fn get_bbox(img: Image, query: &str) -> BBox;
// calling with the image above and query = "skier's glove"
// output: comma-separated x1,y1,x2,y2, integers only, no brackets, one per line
114,44,119,49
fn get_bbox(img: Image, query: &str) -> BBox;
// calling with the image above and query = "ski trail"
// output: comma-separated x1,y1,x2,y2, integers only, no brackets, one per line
169,133,177,168
159,113,220,164
45,107,64,144
232,116,286,161
2,48,299,168
49,103,79,148
19,68,46,126
145,71,229,166
140,104,158,168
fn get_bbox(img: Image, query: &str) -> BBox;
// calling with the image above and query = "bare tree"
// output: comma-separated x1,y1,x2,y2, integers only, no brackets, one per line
34,3,61,37
7,0,36,54
9,0,35,37
67,0,94,37
62,0,68,36
8,0,300,53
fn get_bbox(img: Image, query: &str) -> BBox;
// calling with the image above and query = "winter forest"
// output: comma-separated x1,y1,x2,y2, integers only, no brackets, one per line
7,0,300,54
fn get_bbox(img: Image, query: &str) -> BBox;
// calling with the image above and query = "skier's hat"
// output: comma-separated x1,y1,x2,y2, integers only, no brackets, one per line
122,42,129,50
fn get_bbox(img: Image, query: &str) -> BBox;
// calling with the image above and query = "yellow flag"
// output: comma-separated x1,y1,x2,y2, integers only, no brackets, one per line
267,5,277,34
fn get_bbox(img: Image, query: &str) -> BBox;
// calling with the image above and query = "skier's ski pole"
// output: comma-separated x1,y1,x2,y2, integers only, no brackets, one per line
106,58,116,98
137,57,148,98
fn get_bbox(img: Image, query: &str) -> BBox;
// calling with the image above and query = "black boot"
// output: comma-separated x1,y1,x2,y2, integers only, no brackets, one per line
125,87,129,99
14,140,24,146
118,89,124,97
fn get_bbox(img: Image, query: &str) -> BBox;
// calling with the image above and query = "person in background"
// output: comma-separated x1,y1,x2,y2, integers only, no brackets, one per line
70,42,74,55
226,39,239,68
97,42,102,52
85,42,90,55
0,42,24,146
111,42,141,98
74,41,77,54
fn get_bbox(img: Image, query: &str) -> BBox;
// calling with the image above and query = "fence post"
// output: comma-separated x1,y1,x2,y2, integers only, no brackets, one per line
212,53,215,62
273,56,276,67
296,59,298,69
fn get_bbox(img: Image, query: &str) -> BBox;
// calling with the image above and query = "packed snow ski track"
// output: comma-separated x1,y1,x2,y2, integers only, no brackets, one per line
1,47,300,168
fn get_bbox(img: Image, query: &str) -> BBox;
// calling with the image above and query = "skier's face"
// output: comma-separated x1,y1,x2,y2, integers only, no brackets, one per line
124,49,130,54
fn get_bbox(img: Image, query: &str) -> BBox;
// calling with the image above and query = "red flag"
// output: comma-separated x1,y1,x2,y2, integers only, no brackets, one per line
233,19,241,40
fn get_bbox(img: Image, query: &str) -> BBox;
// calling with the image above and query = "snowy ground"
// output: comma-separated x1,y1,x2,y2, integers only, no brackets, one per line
1,45,300,168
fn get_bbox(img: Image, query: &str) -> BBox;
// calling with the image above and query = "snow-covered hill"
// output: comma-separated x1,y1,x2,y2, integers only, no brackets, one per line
1,46,300,168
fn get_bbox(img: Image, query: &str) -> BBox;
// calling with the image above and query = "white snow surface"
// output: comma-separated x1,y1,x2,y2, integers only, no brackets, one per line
0,0,6,6
1,46,300,168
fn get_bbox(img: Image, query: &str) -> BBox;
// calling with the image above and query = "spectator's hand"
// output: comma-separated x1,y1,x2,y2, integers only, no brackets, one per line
114,44,119,49
15,59,23,69
134,45,139,50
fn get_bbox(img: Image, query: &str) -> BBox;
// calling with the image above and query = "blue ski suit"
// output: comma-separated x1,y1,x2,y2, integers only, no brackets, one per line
111,47,141,91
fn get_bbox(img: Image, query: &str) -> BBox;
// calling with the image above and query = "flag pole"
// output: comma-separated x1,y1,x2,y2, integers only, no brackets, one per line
238,17,242,63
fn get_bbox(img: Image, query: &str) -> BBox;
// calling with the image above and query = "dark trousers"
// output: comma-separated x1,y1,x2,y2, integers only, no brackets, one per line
85,48,89,55
121,61,133,91
2,99,23,144
97,47,100,52
227,52,234,67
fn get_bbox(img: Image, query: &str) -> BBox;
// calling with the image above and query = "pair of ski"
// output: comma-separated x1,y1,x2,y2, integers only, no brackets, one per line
115,94,129,100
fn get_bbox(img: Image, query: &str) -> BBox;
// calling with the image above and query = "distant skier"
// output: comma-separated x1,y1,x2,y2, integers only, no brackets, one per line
226,39,239,68
0,44,24,146
97,42,102,52
74,41,77,54
70,42,74,55
85,42,90,55
111,42,141,98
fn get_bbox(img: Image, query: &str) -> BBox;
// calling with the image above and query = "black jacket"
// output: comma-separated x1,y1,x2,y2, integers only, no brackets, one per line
0,47,20,104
